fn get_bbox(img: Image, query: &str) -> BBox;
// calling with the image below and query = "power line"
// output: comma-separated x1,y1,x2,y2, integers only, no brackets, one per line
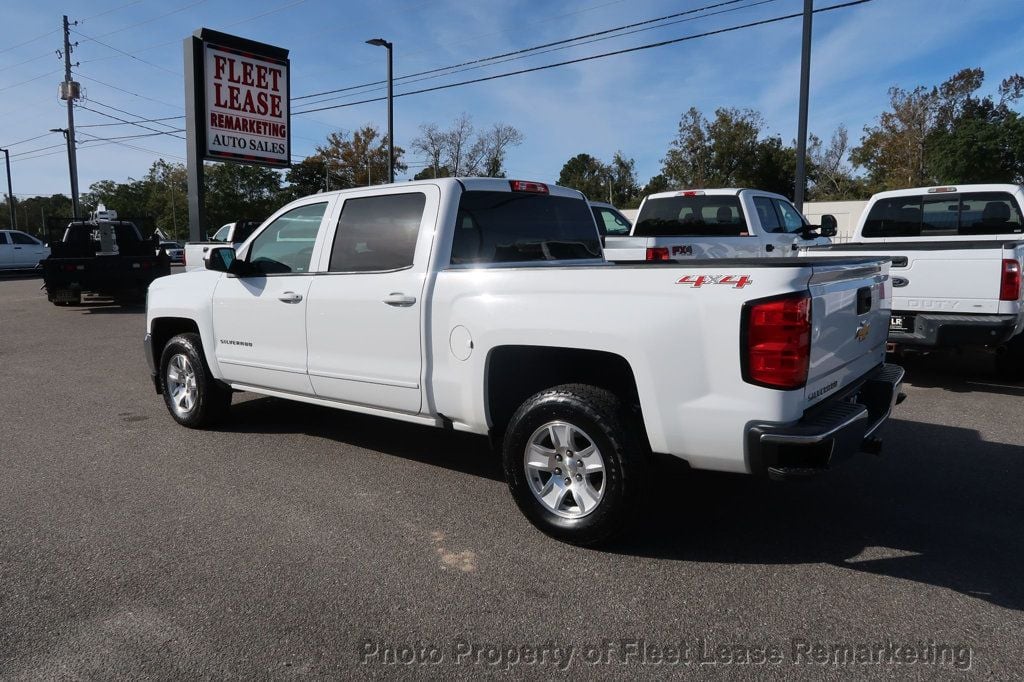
0,132,57,148
77,129,186,161
0,30,59,56
84,98,184,131
297,0,783,110
72,28,181,76
76,103,186,139
73,71,183,110
0,70,62,94
294,0,872,116
81,0,147,22
78,115,185,128
8,143,68,159
295,0,755,102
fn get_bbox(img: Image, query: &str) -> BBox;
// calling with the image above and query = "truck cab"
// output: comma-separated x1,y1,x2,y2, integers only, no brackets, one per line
603,188,835,261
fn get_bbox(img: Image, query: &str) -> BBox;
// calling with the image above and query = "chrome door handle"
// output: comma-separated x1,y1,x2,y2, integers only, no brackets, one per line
383,292,416,307
278,291,303,303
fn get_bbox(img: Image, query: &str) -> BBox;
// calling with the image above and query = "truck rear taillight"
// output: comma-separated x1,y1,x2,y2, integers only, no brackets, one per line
742,293,811,390
646,247,669,261
509,180,548,194
1001,259,1022,301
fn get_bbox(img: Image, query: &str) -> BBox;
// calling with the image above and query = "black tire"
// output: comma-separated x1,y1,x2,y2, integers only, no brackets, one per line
502,383,650,546
159,332,231,428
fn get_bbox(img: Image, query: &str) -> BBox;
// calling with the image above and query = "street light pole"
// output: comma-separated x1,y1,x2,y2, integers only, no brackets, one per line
793,0,813,212
0,148,15,230
366,38,394,183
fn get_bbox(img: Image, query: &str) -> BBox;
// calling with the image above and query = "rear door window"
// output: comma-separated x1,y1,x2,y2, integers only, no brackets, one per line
753,197,782,233
451,191,601,264
634,195,747,237
329,193,426,272
0,233,8,244
10,232,39,245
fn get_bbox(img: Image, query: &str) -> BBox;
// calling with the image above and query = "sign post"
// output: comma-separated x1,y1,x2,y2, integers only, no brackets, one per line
184,29,290,242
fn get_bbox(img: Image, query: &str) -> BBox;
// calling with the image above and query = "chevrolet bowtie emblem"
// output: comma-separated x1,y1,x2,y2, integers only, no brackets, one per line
855,321,871,342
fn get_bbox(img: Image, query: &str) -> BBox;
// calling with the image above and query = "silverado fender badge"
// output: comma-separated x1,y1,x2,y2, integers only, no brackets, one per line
676,274,753,289
855,321,871,342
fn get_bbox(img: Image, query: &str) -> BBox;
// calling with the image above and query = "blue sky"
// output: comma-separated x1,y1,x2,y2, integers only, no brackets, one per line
2,0,1023,200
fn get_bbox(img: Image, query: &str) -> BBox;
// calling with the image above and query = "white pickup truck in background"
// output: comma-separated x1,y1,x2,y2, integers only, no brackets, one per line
804,184,1024,376
183,219,262,271
144,178,903,545
603,188,836,262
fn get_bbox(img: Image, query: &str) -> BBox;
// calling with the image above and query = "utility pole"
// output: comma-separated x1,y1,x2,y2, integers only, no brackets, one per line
324,158,330,192
0,148,15,230
793,0,813,212
59,15,81,220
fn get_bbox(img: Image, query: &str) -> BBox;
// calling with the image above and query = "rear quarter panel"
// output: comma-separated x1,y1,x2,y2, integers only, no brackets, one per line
428,263,824,474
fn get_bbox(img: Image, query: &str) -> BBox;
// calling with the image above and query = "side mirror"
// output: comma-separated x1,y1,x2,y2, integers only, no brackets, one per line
820,214,838,238
206,246,240,273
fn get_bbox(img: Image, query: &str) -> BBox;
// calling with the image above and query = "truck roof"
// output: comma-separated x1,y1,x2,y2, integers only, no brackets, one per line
869,184,1024,200
644,188,790,202
312,177,586,201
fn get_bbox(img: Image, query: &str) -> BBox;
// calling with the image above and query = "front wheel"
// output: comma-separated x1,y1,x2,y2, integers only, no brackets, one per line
502,384,650,546
159,333,231,428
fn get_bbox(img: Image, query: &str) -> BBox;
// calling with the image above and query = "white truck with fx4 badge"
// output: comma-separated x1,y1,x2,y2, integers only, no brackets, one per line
601,188,837,262
143,178,903,545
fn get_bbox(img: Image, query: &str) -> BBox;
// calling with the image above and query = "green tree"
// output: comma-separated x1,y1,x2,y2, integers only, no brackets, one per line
608,152,641,207
848,67,1023,191
203,162,284,233
660,107,798,196
318,124,406,187
557,153,610,200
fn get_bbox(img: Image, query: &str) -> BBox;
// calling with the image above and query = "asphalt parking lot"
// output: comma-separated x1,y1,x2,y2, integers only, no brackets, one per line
2,271,1023,678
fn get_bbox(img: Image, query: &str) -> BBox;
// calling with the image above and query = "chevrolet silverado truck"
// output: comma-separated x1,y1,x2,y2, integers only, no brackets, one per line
803,184,1024,376
144,178,903,545
42,207,170,306
603,188,837,262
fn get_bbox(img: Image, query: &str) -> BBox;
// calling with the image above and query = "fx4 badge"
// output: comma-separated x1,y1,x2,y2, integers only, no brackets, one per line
671,245,693,256
676,274,753,289
855,321,871,342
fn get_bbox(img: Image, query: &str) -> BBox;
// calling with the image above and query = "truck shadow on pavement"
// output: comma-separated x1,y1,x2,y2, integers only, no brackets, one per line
894,352,1024,396
621,417,1024,612
219,388,1022,612
223,396,504,483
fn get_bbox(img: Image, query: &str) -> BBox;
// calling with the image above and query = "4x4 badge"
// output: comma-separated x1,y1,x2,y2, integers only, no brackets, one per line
855,321,871,342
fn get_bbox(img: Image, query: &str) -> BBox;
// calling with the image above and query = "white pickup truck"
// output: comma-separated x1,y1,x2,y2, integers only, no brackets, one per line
603,188,836,262
804,184,1024,376
144,178,903,545
183,219,262,271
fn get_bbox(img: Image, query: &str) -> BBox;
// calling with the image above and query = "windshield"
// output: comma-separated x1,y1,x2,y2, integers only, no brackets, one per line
634,195,747,237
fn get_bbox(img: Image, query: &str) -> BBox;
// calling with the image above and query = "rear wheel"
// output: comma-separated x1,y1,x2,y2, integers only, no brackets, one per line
502,384,649,546
159,333,231,427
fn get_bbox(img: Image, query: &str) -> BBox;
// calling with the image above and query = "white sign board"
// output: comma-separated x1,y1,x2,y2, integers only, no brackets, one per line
203,43,289,166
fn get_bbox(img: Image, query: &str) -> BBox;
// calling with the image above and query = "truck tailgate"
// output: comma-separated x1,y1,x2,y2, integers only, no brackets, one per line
804,243,1019,314
804,259,890,407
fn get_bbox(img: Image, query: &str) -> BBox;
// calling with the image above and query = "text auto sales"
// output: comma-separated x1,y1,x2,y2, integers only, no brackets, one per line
209,54,286,155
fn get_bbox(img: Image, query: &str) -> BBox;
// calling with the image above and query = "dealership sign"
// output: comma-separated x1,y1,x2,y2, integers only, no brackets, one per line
186,29,290,168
